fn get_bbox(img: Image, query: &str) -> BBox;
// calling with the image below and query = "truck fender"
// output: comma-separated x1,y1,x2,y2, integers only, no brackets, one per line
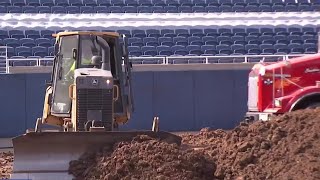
286,87,320,112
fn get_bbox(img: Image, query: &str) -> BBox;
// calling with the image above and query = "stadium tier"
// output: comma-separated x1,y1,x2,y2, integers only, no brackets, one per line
0,0,319,13
0,27,318,60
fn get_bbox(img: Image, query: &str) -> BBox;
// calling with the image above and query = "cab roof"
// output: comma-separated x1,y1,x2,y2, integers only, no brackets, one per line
52,31,120,38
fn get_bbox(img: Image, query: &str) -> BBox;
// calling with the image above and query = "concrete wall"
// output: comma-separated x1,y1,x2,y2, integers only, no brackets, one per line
0,69,250,137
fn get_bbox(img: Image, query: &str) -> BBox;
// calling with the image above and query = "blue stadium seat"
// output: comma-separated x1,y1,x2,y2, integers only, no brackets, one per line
137,6,152,13
32,46,47,57
51,6,66,13
125,0,138,6
178,6,192,12
201,45,216,52
20,38,35,45
261,39,276,45
40,30,55,38
16,46,32,57
164,6,178,13
6,42,20,48
109,6,122,13
11,0,25,6
21,6,35,13
96,0,111,6
80,6,94,13
192,6,205,12
165,0,179,6
94,6,108,13
0,0,10,6
157,45,172,56
83,0,96,6
141,46,157,56
36,6,50,13
122,6,137,13
7,6,22,13
39,0,53,6
151,6,165,13
55,0,68,6
69,0,82,6
3,38,19,45
298,4,314,11
143,37,157,44
158,37,172,44
128,46,141,56
138,0,152,6
66,6,80,13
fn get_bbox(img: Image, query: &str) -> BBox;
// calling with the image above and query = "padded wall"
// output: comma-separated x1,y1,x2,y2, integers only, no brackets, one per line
0,69,250,137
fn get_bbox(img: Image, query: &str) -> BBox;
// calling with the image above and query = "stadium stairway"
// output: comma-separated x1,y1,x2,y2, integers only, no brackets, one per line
0,58,6,73
0,46,7,73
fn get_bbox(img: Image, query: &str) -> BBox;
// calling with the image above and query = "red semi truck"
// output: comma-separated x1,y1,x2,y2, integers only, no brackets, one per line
245,52,320,121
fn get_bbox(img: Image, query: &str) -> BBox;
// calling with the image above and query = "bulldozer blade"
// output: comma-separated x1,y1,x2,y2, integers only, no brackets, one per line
11,131,182,180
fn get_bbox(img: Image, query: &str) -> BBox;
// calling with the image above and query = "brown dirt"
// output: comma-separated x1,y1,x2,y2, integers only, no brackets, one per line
68,135,216,180
182,108,320,180
0,151,13,179
3,108,320,180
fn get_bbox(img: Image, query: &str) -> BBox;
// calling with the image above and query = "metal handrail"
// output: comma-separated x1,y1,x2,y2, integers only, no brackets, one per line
5,54,309,67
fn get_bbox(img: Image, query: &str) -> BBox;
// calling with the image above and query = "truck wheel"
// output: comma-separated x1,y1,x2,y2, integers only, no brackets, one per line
306,102,320,109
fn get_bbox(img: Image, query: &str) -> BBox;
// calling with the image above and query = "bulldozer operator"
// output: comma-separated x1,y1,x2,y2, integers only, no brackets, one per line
64,55,102,81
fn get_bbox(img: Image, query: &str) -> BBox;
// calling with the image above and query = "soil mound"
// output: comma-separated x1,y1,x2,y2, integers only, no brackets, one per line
182,108,320,180
69,135,215,180
0,151,13,179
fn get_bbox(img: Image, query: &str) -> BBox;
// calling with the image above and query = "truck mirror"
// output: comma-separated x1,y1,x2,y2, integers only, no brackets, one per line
72,48,77,60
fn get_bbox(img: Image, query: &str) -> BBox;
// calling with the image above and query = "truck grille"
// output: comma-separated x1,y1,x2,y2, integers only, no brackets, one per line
248,76,259,111
76,89,113,131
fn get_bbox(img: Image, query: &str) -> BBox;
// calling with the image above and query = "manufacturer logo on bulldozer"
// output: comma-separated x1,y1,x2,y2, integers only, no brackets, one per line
92,79,98,85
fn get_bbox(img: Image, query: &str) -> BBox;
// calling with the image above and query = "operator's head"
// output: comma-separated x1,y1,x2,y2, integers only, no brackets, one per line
91,56,102,68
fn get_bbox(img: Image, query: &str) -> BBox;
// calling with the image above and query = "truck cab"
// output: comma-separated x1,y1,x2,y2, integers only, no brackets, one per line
245,53,320,121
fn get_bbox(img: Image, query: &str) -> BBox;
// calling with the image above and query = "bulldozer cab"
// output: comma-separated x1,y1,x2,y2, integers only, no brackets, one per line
49,31,134,128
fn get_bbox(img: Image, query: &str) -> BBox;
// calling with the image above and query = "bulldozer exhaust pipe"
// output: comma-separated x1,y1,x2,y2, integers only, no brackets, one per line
11,131,181,180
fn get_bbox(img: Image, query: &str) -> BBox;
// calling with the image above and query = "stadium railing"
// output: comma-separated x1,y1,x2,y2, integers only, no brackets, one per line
6,54,306,67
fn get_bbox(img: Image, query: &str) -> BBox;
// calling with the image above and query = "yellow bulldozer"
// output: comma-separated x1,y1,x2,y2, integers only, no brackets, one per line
10,31,181,180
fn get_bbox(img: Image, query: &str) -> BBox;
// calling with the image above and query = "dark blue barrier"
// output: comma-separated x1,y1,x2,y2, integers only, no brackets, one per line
0,69,250,137
0,74,26,137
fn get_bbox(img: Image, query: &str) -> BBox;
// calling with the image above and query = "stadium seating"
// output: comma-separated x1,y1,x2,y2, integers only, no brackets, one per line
0,26,318,59
0,0,319,13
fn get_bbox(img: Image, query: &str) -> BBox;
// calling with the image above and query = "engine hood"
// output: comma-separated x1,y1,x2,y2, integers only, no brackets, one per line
74,68,112,78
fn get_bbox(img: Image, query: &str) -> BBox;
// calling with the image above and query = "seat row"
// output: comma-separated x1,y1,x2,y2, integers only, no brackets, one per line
1,34,317,48
0,27,318,39
1,0,314,7
128,43,317,56
3,41,317,58
0,3,318,13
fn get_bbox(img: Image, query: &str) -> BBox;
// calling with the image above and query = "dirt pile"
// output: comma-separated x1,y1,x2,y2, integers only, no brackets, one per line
182,108,320,180
69,135,215,180
0,151,13,179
